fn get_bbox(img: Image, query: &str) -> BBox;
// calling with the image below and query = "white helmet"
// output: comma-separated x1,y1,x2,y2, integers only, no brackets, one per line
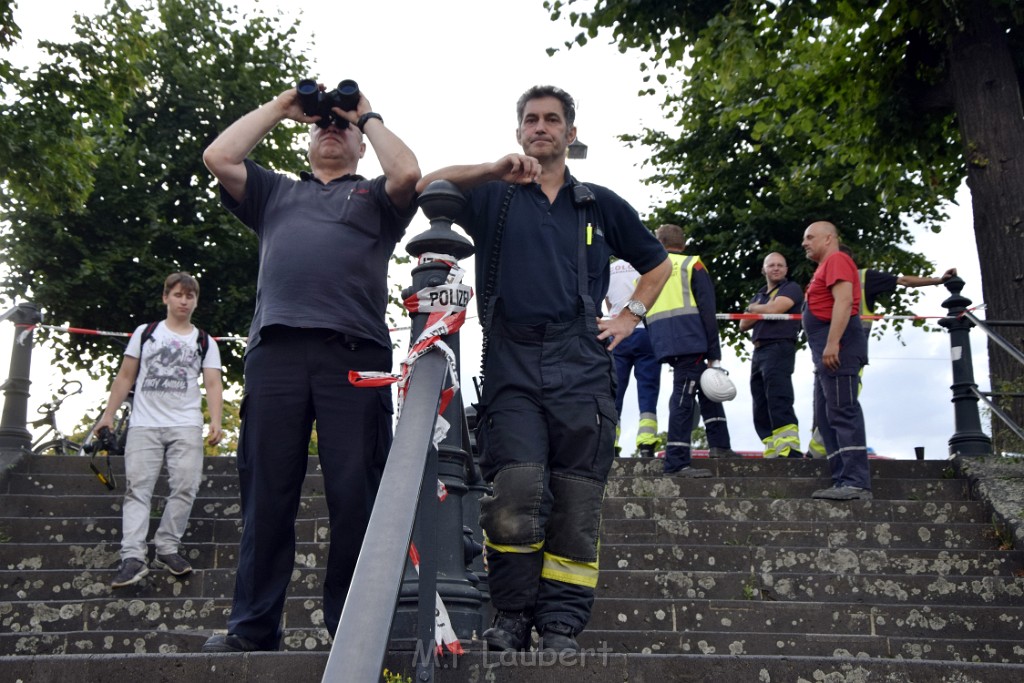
700,367,737,402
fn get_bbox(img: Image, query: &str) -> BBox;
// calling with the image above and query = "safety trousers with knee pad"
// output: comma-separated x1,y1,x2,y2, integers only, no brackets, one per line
479,464,606,614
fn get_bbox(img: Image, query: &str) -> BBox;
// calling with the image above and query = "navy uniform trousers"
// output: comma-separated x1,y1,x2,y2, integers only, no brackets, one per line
804,313,870,490
478,314,617,633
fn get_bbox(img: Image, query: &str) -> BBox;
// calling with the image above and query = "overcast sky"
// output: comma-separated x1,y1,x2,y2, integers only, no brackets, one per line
1,0,991,459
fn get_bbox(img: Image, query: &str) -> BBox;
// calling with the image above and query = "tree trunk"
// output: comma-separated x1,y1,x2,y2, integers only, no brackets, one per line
948,0,1024,447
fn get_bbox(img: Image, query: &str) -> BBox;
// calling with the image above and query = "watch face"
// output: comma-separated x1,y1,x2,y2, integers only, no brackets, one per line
628,301,646,317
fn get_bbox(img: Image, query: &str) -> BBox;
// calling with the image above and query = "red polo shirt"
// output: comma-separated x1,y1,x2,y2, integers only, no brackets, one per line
806,251,861,321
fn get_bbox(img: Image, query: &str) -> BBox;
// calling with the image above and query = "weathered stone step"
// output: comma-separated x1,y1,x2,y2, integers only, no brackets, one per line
588,597,1024,642
0,627,330,657
6,538,1021,579
17,454,954,480
0,492,991,525
0,594,326,635
604,543,1024,575
601,517,1002,549
579,628,1024,664
0,493,306,519
1,566,327,602
3,651,1021,683
2,472,328,498
7,563,1019,608
608,457,955,479
4,514,1000,552
10,455,314,477
595,569,1024,605
5,470,970,503
604,476,969,500
604,497,990,523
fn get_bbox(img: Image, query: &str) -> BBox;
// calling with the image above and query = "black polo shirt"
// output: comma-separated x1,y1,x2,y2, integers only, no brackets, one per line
221,159,415,350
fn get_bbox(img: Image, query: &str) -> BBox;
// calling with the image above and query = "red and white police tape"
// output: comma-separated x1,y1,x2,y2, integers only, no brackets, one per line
14,304,987,348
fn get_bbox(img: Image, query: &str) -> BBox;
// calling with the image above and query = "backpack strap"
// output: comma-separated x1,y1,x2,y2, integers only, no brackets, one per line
139,320,161,349
196,328,209,362
141,321,209,361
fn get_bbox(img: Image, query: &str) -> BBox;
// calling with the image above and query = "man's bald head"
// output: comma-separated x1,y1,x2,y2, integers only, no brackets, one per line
802,221,840,263
762,252,789,286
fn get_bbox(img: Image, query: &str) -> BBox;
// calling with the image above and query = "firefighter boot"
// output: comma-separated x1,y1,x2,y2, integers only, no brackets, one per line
538,622,580,653
483,611,532,652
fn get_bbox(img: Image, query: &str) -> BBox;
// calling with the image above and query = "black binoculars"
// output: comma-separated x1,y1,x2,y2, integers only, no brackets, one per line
297,79,360,129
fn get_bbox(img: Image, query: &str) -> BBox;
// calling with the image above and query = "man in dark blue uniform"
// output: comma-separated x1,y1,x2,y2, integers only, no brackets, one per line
201,82,420,652
739,252,804,458
417,85,671,654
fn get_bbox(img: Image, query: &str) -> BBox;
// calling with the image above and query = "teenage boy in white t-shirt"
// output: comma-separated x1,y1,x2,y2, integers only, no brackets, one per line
97,272,223,587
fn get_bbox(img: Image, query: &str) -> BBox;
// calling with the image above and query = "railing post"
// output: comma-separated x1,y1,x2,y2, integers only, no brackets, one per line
391,181,482,671
0,303,44,451
938,277,993,457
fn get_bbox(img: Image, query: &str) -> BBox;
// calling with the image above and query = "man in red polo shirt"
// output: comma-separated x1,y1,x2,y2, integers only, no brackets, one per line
801,221,871,500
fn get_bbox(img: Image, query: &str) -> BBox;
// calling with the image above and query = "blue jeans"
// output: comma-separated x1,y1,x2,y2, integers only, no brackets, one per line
612,327,661,416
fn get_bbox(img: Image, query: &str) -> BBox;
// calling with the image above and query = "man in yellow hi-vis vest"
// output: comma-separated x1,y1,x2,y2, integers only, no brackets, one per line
647,224,738,478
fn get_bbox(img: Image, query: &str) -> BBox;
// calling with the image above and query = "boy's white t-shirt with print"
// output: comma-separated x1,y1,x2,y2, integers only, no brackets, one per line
125,321,221,428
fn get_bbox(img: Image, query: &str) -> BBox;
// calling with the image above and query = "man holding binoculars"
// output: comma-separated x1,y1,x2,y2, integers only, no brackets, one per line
201,80,420,652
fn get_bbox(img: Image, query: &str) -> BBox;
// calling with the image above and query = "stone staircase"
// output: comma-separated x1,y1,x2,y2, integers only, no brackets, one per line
3,453,1024,682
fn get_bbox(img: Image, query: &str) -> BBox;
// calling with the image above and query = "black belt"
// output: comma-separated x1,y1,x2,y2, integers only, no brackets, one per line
326,332,370,350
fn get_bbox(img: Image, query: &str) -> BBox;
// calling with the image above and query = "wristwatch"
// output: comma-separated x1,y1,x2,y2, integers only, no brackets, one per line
625,299,647,321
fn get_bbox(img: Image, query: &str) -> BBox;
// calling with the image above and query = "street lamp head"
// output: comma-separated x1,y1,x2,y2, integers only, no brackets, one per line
567,139,588,159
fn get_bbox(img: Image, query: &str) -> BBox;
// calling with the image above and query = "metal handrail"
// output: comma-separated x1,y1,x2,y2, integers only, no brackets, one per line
961,310,1024,367
971,386,1024,444
321,349,448,682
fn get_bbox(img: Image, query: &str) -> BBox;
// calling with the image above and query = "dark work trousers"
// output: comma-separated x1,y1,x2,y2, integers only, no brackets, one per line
697,390,732,449
804,311,870,491
478,315,617,633
227,326,393,649
813,371,871,489
659,356,708,473
612,327,661,416
750,341,799,442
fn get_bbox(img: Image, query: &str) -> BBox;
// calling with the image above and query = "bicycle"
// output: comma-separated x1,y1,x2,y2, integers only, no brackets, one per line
30,380,84,456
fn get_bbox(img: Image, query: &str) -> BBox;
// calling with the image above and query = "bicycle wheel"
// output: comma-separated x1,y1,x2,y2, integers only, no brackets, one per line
33,439,82,456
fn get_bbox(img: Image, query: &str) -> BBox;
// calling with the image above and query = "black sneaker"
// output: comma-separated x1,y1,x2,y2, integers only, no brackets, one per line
483,611,532,652
111,558,149,588
153,552,192,576
538,622,580,653
202,633,266,653
637,444,656,458
708,447,740,459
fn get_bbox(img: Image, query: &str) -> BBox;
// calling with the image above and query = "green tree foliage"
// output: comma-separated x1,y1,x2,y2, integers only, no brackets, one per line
0,0,310,381
547,0,1024,428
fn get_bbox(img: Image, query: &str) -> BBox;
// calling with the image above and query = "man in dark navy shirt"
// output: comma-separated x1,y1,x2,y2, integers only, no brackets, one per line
417,85,670,654
739,252,804,458
201,82,420,653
